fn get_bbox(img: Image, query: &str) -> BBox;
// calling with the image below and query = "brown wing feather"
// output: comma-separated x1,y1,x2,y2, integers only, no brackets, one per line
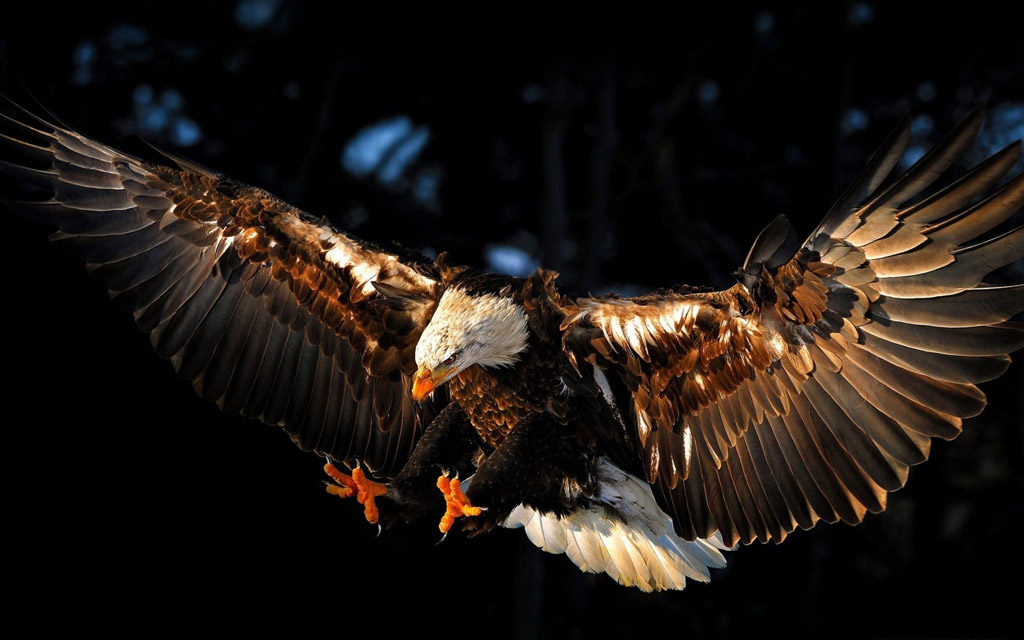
563,112,1024,545
0,99,442,477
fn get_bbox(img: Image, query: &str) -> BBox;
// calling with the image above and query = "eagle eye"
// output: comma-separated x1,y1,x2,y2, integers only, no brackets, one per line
442,353,458,366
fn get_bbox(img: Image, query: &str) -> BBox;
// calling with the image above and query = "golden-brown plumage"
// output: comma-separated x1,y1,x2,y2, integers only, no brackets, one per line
2,97,1022,590
449,367,535,448
1,100,444,476
559,111,1024,546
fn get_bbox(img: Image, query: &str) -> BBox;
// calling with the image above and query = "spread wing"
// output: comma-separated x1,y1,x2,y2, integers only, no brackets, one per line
0,99,444,476
562,111,1024,546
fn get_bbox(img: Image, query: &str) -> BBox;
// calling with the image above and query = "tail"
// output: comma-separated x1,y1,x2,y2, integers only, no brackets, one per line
503,458,730,592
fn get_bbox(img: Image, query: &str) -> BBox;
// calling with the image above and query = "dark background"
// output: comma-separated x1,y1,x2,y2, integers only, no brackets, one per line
2,3,1022,637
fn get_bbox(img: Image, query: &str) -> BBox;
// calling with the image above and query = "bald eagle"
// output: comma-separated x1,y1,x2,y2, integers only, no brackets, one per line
2,99,1022,592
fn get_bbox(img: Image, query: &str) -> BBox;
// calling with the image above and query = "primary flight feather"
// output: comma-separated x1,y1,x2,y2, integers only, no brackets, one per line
2,98,1021,592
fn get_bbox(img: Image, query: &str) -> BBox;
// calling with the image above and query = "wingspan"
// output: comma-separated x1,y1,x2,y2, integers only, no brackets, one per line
0,98,444,476
562,111,1024,545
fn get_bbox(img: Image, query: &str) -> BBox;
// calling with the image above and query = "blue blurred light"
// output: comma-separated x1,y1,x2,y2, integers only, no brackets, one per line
975,103,1024,160
697,79,719,104
73,41,96,65
413,167,441,209
378,127,430,184
989,104,1024,144
71,41,97,86
485,245,538,278
160,89,184,111
841,108,869,134
916,81,937,103
108,24,148,49
171,117,202,147
235,0,281,30
754,11,775,34
848,2,874,27
139,107,169,134
343,116,412,177
343,116,426,179
133,84,154,105
900,144,926,169
911,114,934,136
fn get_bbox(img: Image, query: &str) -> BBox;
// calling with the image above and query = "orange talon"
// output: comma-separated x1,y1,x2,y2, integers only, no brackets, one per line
324,462,387,524
437,474,482,534
323,462,357,497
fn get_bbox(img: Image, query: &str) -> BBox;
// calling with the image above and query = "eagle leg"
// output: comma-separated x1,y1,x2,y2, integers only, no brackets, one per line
376,402,484,528
437,473,483,533
324,463,387,524
457,412,599,535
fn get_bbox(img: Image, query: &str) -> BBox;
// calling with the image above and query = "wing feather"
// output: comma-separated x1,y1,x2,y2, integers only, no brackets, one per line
562,112,1023,545
1,99,443,476
561,111,1023,546
222,300,276,415
750,419,815,532
767,410,839,525
740,427,795,537
202,285,261,403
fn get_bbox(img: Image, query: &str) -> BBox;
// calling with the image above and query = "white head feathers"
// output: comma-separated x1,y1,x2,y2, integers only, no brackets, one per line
415,286,530,377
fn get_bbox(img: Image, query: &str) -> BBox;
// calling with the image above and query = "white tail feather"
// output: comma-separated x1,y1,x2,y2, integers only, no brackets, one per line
502,458,730,591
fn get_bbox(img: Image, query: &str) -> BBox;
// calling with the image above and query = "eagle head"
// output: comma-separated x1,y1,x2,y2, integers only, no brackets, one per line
412,286,529,401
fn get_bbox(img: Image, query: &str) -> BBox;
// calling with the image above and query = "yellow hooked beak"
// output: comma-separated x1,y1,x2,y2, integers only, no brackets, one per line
411,365,450,402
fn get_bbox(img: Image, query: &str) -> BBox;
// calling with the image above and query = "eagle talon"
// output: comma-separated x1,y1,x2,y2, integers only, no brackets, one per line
323,462,387,524
437,474,482,534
